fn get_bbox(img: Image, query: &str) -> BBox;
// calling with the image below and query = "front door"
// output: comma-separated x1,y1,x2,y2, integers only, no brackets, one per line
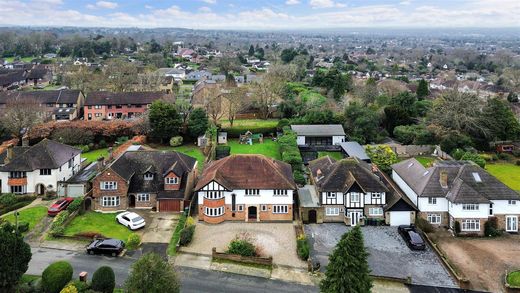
506,216,518,232
248,206,257,221
308,210,317,224
350,211,361,226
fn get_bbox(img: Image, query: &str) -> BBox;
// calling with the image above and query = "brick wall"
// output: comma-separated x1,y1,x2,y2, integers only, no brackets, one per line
198,203,293,224
418,211,449,226
164,172,180,191
131,193,156,208
92,168,129,211
322,205,345,222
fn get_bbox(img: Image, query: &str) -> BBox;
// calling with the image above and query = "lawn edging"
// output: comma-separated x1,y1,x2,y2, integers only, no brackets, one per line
505,269,520,290
423,232,470,288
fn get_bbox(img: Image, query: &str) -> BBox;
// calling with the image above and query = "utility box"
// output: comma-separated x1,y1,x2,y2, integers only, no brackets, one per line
79,272,88,282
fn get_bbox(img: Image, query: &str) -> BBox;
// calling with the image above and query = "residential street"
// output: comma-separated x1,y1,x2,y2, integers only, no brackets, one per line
27,246,318,292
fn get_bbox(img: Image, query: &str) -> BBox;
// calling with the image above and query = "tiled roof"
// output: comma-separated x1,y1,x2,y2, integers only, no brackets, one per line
291,124,346,136
0,90,81,105
85,91,171,106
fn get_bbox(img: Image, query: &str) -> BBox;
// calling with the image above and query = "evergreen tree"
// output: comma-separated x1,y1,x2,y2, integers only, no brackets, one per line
126,253,180,293
248,45,255,56
320,226,372,293
0,230,32,291
187,108,209,138
416,79,429,99
148,100,182,143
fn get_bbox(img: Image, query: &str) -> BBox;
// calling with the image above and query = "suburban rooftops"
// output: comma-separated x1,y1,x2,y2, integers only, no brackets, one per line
85,91,171,106
290,124,346,136
0,89,81,105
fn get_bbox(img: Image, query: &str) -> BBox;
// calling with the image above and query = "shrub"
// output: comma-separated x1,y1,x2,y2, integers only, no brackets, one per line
277,118,291,131
66,280,89,293
512,149,520,158
498,152,513,161
126,233,141,250
66,198,83,213
479,153,494,162
293,170,306,185
99,139,108,148
415,217,434,233
17,221,29,233
91,266,115,293
42,261,73,293
116,136,129,144
43,190,57,201
51,128,94,145
296,235,310,260
169,136,183,147
50,211,70,237
516,160,520,166
484,218,502,237
460,152,486,168
227,233,257,257
0,193,17,207
186,216,196,227
59,284,78,293
75,145,90,153
451,148,465,160
179,225,195,246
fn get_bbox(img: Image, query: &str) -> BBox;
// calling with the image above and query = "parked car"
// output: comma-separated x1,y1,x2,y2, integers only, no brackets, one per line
398,225,426,250
86,238,125,256
116,211,146,230
47,197,74,216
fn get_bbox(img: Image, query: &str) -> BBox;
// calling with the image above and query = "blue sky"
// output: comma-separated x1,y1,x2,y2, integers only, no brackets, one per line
1,0,519,29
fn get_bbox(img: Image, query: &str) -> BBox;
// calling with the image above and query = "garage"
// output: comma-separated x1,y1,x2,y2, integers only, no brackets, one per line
158,199,181,212
389,211,411,226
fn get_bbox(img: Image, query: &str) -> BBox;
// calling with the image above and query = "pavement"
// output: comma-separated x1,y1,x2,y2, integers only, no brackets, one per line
304,224,457,288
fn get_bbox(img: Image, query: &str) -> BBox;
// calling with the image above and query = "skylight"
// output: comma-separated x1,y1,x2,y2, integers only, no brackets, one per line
472,172,482,183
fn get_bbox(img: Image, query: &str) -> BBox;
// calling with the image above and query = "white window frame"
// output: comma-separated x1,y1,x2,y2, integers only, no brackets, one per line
245,189,260,196
204,206,225,217
325,207,340,216
137,194,150,202
261,205,268,212
371,193,381,199
461,219,480,232
273,205,288,214
368,207,383,216
428,197,437,205
40,169,52,175
102,196,120,207
427,213,442,224
100,181,117,190
327,192,337,198
204,191,223,200
462,204,479,211
165,177,178,184
273,189,288,196
144,173,154,181
350,192,360,203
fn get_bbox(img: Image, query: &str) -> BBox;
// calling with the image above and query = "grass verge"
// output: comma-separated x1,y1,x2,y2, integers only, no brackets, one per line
168,213,187,256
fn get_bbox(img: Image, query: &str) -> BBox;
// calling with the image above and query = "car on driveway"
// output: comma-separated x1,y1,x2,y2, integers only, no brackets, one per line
86,238,125,256
116,211,146,230
47,197,74,216
398,225,426,250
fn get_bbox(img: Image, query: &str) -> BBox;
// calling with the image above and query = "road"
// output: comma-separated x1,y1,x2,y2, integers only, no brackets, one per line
28,246,318,292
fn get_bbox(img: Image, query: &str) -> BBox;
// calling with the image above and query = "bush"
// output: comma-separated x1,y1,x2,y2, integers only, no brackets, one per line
59,284,78,293
42,261,73,293
516,160,520,166
66,280,89,293
460,152,486,168
277,118,291,131
116,136,129,144
227,233,257,257
75,145,90,153
484,218,502,237
169,136,183,147
126,233,141,250
17,221,29,233
415,217,433,233
50,211,70,237
0,193,17,207
99,139,108,148
293,170,306,185
43,190,57,201
296,234,310,260
498,152,513,161
66,198,83,213
512,149,520,158
51,128,94,145
91,266,115,293
179,225,195,246
186,216,196,227
451,148,465,160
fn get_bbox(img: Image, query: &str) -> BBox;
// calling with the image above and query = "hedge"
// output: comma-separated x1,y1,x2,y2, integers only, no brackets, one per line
296,235,310,260
222,126,277,138
49,211,70,237
66,198,83,213
42,261,73,293
126,233,141,250
91,266,115,293
179,225,195,246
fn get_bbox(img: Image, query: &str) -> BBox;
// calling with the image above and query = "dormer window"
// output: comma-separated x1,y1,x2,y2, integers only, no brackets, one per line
165,177,178,184
144,173,154,181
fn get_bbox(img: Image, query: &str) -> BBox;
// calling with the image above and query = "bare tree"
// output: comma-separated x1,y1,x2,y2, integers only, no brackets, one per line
105,59,138,92
252,64,295,119
1,99,43,139
223,86,250,127
502,68,520,93
136,71,164,92
205,91,225,124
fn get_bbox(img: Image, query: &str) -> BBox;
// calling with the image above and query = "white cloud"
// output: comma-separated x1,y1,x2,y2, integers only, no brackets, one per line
309,0,345,8
33,0,63,4
144,5,153,9
400,0,412,5
89,1,118,9
202,0,216,4
198,6,212,13
286,0,300,5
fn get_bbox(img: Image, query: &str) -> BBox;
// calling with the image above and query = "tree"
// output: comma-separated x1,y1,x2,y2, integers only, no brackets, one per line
248,44,255,56
1,98,43,139
223,86,249,127
460,152,486,168
42,261,73,293
148,100,182,143
365,145,398,173
252,64,296,119
320,226,372,293
91,266,115,293
125,253,180,293
280,48,298,63
187,108,209,138
480,98,520,141
416,79,429,99
105,59,138,92
344,102,383,144
383,105,413,135
0,230,32,291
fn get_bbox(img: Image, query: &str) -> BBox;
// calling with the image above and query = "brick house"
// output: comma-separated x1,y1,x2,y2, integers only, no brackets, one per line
90,150,198,212
392,159,520,235
195,154,296,224
84,91,172,120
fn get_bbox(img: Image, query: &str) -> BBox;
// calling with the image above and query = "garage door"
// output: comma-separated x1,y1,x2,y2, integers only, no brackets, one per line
389,211,411,226
158,199,181,212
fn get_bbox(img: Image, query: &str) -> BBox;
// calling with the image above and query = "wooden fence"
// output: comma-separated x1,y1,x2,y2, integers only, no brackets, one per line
212,247,273,266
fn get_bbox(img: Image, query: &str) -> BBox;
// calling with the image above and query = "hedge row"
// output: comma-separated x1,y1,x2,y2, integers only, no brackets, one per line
278,128,306,185
49,210,70,237
221,126,277,138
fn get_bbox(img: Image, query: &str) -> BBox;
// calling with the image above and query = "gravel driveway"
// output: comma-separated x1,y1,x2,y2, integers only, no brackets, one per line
304,224,457,288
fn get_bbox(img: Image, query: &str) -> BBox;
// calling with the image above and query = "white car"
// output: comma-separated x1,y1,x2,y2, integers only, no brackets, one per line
116,212,146,230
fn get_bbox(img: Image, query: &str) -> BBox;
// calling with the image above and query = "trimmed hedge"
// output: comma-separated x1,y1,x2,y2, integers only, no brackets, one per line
296,235,310,260
91,266,115,293
42,261,73,293
49,211,70,237
179,225,195,246
66,198,83,213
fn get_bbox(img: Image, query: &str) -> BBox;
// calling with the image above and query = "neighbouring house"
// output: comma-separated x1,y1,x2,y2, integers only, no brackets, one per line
186,70,212,81
306,156,389,226
291,124,346,148
90,150,198,212
339,141,370,162
195,154,296,224
392,158,520,235
57,161,99,198
26,66,52,86
156,68,186,81
0,89,85,121
0,69,26,91
191,79,220,109
0,139,81,195
84,91,172,120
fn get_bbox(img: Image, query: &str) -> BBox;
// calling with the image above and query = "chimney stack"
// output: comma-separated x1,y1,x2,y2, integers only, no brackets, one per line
439,170,448,189
21,134,29,147
5,144,14,164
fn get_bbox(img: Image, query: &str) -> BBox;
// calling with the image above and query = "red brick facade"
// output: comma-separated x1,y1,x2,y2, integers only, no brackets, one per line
91,168,129,211
199,204,293,224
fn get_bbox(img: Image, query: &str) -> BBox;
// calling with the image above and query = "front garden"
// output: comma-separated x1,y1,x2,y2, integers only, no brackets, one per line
62,211,133,240
1,206,47,234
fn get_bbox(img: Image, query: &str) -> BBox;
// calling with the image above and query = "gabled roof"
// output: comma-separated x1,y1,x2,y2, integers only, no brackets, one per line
0,90,81,105
339,141,370,161
392,158,520,203
195,154,296,191
0,139,81,172
85,91,171,106
308,156,388,193
291,124,346,137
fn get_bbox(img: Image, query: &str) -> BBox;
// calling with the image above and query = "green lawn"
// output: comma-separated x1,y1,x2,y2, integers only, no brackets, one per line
152,144,206,171
4,56,37,62
318,151,344,161
486,163,520,192
1,206,48,233
415,156,437,167
81,148,109,163
63,211,133,240
227,139,281,160
220,119,279,129
507,271,520,287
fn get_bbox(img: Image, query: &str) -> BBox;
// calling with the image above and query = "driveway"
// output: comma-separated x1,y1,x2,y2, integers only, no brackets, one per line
137,211,178,243
181,221,307,269
304,224,457,288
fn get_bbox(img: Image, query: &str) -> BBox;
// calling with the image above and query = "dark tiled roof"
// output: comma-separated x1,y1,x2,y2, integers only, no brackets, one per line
85,91,171,106
195,154,296,191
308,156,388,193
0,70,26,86
392,158,520,203
0,90,81,105
26,67,49,79
291,124,346,136
0,139,81,171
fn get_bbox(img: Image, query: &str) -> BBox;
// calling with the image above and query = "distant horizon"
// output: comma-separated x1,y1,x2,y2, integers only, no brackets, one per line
1,0,519,30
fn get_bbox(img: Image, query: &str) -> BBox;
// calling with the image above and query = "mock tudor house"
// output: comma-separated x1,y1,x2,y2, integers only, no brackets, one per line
392,158,520,235
0,139,81,195
291,124,346,148
195,154,296,224
90,150,198,212
307,156,389,226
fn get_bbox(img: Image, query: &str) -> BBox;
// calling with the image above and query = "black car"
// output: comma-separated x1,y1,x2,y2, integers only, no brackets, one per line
398,225,426,250
86,238,125,256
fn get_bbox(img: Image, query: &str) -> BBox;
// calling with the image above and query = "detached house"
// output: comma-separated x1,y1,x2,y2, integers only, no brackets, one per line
291,125,346,149
392,159,520,235
90,151,198,212
307,156,389,225
0,139,81,195
195,155,296,224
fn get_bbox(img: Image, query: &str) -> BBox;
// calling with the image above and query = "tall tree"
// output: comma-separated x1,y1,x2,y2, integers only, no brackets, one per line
248,45,255,56
125,253,180,293
148,101,182,143
480,98,520,141
252,64,296,119
223,86,249,127
344,102,382,144
1,99,43,139
365,145,399,173
416,79,429,99
187,108,209,138
0,229,32,291
320,226,372,293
